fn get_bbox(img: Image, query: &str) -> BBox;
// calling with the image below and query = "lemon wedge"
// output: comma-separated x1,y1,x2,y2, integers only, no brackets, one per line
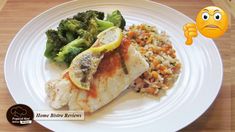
69,27,123,90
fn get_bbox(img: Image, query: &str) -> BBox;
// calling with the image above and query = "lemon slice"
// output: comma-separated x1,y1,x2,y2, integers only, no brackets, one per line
91,27,123,52
69,27,123,90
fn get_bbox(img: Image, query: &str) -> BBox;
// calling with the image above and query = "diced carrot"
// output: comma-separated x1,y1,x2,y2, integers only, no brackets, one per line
143,33,150,37
139,47,145,53
159,65,166,71
153,59,159,66
128,31,136,39
140,25,146,30
149,56,154,61
172,63,181,72
153,47,160,54
145,87,155,94
176,63,181,68
136,38,141,43
162,47,171,52
136,39,144,46
171,52,176,58
149,47,153,51
151,71,158,79
139,47,143,51
165,44,172,48
161,47,166,52
140,42,145,46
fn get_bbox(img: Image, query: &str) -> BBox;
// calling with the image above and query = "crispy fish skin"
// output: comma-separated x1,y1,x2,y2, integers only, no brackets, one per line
45,45,149,113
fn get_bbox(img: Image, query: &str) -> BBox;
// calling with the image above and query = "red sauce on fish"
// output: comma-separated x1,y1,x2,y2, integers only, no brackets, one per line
87,82,97,98
94,38,130,78
94,50,121,78
119,38,131,59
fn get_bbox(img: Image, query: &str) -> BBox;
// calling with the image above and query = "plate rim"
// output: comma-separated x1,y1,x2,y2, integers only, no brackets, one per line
4,0,223,131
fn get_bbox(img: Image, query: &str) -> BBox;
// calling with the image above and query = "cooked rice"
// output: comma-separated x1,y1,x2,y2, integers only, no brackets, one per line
125,24,181,97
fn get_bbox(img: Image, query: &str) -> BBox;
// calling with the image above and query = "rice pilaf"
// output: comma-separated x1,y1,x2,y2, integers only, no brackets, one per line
125,24,181,97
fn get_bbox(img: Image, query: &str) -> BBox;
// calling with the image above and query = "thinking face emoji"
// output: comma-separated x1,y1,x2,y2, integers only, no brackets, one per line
196,6,228,38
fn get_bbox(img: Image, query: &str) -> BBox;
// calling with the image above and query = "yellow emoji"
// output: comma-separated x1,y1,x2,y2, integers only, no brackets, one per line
183,6,228,45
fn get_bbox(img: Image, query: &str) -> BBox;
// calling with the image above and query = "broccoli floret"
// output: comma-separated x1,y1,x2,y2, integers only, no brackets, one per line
106,10,126,29
96,18,114,31
77,29,95,44
63,47,84,65
57,19,85,43
87,18,114,35
74,10,114,35
65,32,75,42
59,19,85,32
54,38,90,65
73,10,104,24
44,30,66,59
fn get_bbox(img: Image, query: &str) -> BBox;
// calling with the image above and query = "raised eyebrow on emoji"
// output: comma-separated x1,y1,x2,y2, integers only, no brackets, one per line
203,9,215,16
214,9,220,12
203,9,209,12
213,9,221,15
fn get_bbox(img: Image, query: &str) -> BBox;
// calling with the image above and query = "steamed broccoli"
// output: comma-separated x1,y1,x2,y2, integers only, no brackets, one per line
106,10,126,29
44,10,127,66
44,30,67,59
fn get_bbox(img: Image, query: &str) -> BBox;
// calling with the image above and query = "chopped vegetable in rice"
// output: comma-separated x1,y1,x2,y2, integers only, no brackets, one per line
125,24,181,97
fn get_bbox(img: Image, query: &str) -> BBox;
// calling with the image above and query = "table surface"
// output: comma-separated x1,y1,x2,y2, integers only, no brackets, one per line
0,0,234,131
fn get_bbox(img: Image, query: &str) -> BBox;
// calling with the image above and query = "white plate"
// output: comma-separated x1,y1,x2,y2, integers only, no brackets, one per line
4,0,223,131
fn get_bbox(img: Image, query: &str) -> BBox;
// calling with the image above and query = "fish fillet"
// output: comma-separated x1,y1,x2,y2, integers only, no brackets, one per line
45,45,149,113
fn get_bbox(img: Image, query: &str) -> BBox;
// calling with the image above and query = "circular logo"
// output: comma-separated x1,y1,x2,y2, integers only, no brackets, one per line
6,104,34,126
